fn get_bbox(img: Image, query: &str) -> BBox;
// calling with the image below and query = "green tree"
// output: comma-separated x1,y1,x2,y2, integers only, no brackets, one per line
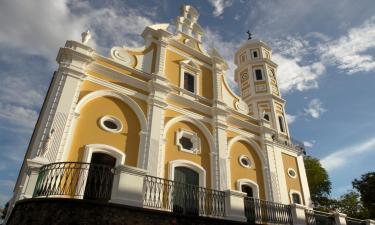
336,191,369,219
304,156,332,209
353,172,375,219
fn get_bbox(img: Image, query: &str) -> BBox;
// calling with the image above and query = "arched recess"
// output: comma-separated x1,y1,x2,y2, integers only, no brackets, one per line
83,144,125,167
162,115,216,189
227,135,269,200
236,178,260,198
168,160,206,187
61,89,147,168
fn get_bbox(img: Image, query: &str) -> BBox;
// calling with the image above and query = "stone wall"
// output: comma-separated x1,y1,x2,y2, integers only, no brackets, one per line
7,198,248,225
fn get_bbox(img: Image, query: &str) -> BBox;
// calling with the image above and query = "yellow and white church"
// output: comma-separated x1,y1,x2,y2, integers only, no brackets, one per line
7,5,313,224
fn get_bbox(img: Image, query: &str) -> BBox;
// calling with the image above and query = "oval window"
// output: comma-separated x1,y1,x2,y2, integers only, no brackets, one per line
239,155,252,168
99,116,123,133
288,168,297,178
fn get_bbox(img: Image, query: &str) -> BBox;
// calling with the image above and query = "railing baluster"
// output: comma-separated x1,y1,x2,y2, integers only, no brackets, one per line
33,162,114,200
243,196,293,224
143,175,225,218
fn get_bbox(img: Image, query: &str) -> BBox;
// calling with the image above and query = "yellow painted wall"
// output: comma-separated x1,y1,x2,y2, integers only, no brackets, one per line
78,80,148,117
68,96,140,167
282,153,305,204
164,121,212,188
230,140,265,199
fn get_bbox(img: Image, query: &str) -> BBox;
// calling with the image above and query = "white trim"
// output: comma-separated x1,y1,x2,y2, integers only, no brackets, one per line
238,155,252,168
236,179,260,198
253,67,264,81
287,168,297,179
75,90,147,130
168,159,206,187
175,129,201,154
83,144,125,166
227,135,270,200
61,90,147,169
162,115,215,188
99,115,123,133
289,189,303,204
179,60,201,98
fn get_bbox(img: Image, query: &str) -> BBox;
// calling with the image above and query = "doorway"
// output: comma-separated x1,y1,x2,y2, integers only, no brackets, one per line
83,152,116,201
173,166,200,215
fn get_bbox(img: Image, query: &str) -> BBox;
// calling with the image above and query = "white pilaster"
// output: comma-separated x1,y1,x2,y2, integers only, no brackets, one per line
39,41,95,162
273,146,289,204
145,77,171,176
263,142,282,202
212,104,229,191
297,154,312,208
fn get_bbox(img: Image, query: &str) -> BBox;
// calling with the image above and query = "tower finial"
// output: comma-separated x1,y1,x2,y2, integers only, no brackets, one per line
246,30,252,40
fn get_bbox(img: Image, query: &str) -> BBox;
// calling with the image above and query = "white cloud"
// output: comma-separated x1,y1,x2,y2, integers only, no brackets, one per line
0,0,157,61
321,16,375,74
0,76,44,108
208,0,234,17
321,137,375,171
0,103,38,128
203,28,241,92
304,98,326,119
303,140,315,148
285,113,297,124
274,54,325,93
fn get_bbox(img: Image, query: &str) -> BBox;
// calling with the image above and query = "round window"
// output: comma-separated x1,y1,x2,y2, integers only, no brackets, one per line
239,155,251,168
99,116,123,133
288,168,297,178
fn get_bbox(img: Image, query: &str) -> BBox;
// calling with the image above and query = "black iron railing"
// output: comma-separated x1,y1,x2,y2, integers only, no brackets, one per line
244,196,293,224
346,217,366,225
272,135,305,152
143,175,226,217
33,162,115,201
305,209,336,225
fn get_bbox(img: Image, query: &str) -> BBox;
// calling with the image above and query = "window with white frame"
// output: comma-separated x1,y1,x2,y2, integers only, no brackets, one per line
288,168,297,178
179,60,200,96
291,192,302,204
176,129,201,154
184,72,195,93
254,69,263,81
99,115,123,133
252,50,259,59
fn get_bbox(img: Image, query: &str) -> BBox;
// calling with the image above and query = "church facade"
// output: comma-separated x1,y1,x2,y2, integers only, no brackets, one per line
6,5,314,225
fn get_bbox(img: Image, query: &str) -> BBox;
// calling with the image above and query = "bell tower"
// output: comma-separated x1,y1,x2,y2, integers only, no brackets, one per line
234,39,290,138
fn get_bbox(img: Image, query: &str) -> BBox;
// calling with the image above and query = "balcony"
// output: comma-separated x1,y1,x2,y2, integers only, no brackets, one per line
7,161,375,225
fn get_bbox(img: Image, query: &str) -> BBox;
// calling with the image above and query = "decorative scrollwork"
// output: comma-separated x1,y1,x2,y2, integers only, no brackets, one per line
110,47,136,67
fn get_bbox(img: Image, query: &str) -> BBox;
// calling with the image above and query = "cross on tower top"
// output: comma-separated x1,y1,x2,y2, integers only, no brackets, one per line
246,30,252,40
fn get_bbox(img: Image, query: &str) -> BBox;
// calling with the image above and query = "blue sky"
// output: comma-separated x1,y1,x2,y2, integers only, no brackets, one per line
0,0,375,206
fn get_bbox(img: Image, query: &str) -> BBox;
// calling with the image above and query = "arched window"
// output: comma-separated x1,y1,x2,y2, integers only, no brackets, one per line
263,114,270,121
292,193,301,204
241,185,254,197
278,116,285,133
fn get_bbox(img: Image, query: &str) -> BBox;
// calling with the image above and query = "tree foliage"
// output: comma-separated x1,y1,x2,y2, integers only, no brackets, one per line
335,191,369,219
304,156,332,208
353,172,375,219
